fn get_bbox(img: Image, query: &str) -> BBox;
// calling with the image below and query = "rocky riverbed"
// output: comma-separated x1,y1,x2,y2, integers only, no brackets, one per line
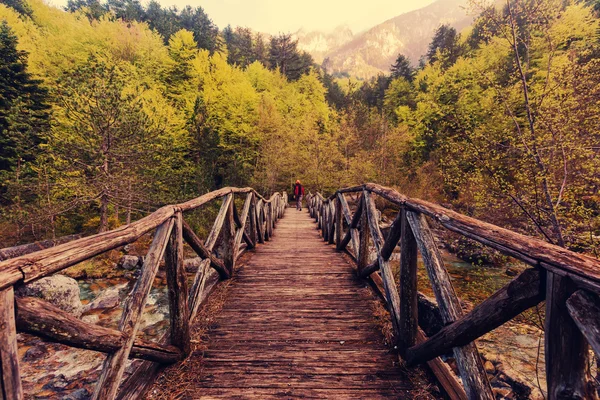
18,276,170,399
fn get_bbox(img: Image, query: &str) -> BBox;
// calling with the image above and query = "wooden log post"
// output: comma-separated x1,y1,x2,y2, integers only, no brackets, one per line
188,194,233,321
364,190,402,339
233,193,253,259
361,210,403,277
545,273,596,399
181,220,229,279
567,290,600,357
328,202,336,245
406,211,493,400
217,198,237,276
337,193,361,255
264,203,271,241
92,218,174,400
398,208,418,355
256,199,265,244
357,197,370,275
165,211,191,356
15,296,182,363
335,196,343,248
0,287,23,400
406,268,545,365
249,194,258,248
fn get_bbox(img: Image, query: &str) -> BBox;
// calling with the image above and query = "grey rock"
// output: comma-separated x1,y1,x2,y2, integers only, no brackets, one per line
82,287,120,313
16,275,83,317
117,255,143,270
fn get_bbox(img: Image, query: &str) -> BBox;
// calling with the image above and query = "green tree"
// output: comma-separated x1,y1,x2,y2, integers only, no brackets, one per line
426,25,462,68
0,21,49,176
390,54,413,81
269,33,313,81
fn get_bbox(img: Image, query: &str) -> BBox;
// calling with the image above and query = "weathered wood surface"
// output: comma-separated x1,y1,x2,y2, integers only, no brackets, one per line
398,208,418,354
15,296,182,363
165,212,191,355
545,272,596,399
181,219,228,279
407,211,493,400
0,287,22,400
406,268,544,365
0,234,81,261
93,219,174,400
164,209,431,398
567,290,600,357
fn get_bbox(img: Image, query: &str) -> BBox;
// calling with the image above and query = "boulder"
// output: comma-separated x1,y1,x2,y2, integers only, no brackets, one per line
117,255,143,270
16,275,83,317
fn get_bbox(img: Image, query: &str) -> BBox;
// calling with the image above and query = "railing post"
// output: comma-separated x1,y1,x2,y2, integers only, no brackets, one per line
357,196,369,275
407,211,493,400
398,208,418,355
249,194,258,246
165,211,191,355
0,287,23,400
93,219,174,400
335,195,342,248
545,273,596,399
328,202,335,245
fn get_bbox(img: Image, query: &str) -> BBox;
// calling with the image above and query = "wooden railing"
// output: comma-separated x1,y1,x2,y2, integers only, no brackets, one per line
0,187,287,400
307,183,600,400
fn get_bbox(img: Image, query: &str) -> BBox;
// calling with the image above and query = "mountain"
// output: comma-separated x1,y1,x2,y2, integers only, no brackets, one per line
297,0,472,79
294,25,355,65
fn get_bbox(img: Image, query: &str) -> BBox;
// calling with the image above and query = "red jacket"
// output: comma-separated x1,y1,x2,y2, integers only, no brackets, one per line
294,184,305,197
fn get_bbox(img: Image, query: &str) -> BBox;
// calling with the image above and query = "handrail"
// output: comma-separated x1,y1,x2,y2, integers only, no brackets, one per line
0,187,288,400
307,183,600,400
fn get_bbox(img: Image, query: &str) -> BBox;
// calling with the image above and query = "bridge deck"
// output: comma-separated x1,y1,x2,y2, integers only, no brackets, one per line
152,208,427,399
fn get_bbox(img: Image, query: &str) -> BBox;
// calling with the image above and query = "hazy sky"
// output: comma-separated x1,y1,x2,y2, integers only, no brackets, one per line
50,0,437,34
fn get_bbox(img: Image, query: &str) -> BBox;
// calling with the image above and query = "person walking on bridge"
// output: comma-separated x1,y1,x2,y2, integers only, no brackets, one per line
294,180,305,211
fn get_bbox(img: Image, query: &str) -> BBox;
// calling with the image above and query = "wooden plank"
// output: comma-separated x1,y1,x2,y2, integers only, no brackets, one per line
364,190,401,339
335,196,343,248
406,268,544,365
92,218,174,400
215,196,236,275
249,195,258,247
181,219,229,279
165,211,191,355
406,211,493,400
0,287,22,400
545,272,596,399
398,208,418,354
15,296,182,363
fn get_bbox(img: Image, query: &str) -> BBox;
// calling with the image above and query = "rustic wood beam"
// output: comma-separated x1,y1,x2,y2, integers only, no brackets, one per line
233,193,253,262
15,296,182,363
369,272,467,400
255,199,265,244
364,191,402,339
406,211,493,400
398,208,418,354
406,268,545,365
335,196,343,248
567,290,600,357
545,273,596,399
357,197,370,275
181,220,229,280
0,287,22,400
93,218,174,400
362,183,600,291
361,210,404,277
337,194,361,255
328,202,336,245
165,212,191,355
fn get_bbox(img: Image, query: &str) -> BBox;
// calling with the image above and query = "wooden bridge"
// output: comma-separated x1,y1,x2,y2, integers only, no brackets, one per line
0,184,599,399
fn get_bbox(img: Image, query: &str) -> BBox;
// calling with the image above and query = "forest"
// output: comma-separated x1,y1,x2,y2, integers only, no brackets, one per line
0,0,599,260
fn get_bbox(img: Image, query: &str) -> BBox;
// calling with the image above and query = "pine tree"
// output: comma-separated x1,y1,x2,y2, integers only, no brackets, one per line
390,54,413,81
426,25,462,68
0,22,49,174
268,34,313,81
